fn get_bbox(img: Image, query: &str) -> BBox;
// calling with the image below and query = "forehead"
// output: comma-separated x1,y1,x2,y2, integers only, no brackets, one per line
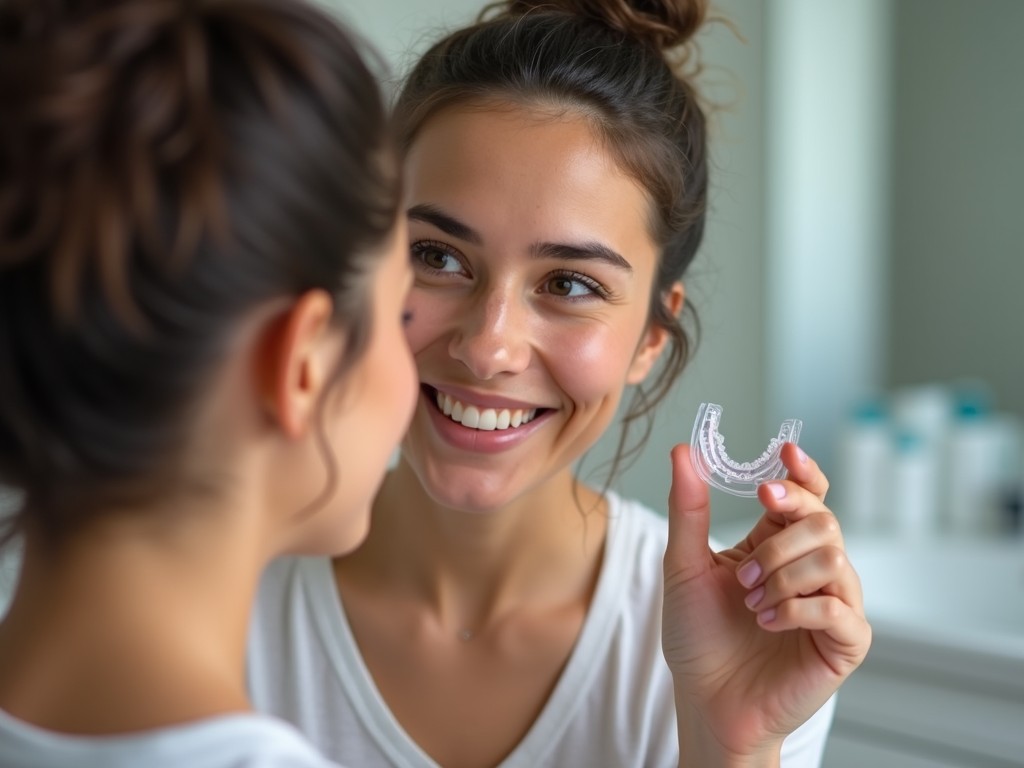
404,105,655,253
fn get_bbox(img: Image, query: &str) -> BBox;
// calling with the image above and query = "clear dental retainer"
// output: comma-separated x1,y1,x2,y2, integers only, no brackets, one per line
690,402,803,498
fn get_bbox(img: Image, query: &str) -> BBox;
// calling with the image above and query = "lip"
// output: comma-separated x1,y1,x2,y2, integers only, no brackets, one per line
420,385,554,454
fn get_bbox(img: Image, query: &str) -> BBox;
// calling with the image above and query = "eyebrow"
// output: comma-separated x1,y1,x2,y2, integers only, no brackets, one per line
531,242,633,273
407,203,633,273
407,204,482,245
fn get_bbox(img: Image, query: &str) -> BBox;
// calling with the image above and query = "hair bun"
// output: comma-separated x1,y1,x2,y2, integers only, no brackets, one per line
504,0,708,51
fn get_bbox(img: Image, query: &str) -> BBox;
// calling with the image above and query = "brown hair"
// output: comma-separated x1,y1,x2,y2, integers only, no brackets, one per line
0,0,401,543
394,0,710,488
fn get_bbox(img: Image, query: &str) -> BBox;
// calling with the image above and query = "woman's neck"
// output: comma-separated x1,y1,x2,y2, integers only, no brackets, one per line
0,508,265,734
336,459,609,636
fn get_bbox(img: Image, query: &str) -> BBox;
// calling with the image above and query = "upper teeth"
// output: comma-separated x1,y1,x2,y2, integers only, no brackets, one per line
436,391,537,431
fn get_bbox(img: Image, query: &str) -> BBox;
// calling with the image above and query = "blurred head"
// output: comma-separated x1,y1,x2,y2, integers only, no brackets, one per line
0,0,416,552
392,0,710,507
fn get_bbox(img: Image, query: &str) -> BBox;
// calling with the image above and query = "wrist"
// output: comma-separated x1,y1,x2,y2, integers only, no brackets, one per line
675,691,783,768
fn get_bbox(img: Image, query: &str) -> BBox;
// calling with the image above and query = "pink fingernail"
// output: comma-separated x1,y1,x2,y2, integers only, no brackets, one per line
737,560,761,588
767,482,786,500
744,586,765,609
758,608,777,625
795,446,808,463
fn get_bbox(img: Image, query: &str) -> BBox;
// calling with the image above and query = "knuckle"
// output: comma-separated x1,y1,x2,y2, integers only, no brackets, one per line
819,545,847,573
810,511,841,539
821,596,844,622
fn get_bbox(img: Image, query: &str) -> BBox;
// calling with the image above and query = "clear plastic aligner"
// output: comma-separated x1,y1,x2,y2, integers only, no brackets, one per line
690,402,803,498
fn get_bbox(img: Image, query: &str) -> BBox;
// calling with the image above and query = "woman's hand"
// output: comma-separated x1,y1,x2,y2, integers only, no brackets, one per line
662,443,871,766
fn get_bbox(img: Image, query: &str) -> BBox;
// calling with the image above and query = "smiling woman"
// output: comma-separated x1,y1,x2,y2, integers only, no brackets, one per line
397,106,670,504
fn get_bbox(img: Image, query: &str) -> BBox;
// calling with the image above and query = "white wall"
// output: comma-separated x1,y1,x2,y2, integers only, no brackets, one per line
886,0,1024,419
763,0,891,477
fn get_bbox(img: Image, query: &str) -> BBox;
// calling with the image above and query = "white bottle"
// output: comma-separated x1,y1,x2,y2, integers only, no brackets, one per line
837,399,890,534
889,428,939,542
945,390,1021,536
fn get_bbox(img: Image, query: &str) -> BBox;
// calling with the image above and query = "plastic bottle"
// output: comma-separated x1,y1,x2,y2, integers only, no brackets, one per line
889,428,939,541
836,398,890,534
945,389,1022,536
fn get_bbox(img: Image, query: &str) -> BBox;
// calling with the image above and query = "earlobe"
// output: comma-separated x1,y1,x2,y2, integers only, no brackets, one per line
626,281,685,385
255,289,338,439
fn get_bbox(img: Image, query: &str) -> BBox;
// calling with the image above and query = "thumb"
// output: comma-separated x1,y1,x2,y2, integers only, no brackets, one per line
664,444,714,582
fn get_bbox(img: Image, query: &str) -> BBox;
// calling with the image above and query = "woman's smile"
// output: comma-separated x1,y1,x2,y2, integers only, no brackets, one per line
419,384,555,455
432,387,541,431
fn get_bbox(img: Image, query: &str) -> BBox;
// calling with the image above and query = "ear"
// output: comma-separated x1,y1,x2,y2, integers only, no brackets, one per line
626,281,685,385
255,289,339,439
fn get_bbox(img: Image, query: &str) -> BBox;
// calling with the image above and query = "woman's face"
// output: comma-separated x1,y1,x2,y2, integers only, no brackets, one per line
399,106,675,512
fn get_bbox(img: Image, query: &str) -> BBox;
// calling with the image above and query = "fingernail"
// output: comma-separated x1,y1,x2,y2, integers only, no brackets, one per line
744,586,765,609
766,482,786,500
737,560,761,588
795,446,808,463
758,608,777,625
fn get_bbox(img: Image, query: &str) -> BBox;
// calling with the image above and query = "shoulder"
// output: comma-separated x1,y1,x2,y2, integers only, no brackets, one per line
252,556,333,631
180,715,344,768
606,491,725,553
601,491,667,627
0,710,345,768
607,492,668,550
209,716,346,768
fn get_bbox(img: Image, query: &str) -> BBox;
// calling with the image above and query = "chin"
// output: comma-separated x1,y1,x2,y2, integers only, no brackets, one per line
421,472,519,515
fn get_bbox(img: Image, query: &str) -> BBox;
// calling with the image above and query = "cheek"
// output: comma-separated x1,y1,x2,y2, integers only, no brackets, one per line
544,324,639,403
402,291,446,354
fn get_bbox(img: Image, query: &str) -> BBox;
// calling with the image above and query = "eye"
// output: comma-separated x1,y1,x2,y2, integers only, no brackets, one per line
543,270,607,300
411,240,465,275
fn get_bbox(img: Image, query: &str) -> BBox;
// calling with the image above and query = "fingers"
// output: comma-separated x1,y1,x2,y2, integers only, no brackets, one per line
781,442,829,501
740,541,863,621
756,595,872,672
664,444,714,583
739,446,865,631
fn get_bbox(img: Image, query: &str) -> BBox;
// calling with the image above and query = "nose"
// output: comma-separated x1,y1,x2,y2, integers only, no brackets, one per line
448,287,531,380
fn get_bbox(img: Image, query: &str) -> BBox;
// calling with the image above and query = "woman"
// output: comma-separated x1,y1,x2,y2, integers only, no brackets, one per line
248,1,871,766
0,0,415,765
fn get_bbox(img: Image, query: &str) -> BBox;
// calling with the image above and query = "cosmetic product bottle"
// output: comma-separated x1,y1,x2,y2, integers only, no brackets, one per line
837,398,890,533
890,428,938,541
945,389,1021,536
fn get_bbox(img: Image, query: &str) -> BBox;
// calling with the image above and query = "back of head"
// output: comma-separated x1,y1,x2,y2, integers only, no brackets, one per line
395,0,711,476
0,0,400,544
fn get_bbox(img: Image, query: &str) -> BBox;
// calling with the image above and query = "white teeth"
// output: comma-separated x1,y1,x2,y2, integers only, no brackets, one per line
462,406,480,429
478,409,497,431
433,390,538,432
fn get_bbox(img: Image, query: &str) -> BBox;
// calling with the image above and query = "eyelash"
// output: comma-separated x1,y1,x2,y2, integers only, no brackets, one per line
410,240,464,275
545,269,609,300
409,239,610,301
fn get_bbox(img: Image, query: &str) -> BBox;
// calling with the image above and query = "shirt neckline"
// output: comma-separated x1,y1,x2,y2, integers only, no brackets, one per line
303,490,637,768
